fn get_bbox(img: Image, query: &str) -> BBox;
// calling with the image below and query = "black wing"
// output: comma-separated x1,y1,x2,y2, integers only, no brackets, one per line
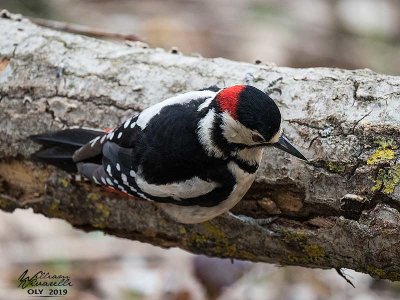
76,95,236,206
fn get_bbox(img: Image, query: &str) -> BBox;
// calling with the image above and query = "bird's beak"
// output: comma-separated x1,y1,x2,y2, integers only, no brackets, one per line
273,134,308,161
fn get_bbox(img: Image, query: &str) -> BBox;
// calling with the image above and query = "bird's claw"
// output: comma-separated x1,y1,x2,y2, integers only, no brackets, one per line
227,213,280,237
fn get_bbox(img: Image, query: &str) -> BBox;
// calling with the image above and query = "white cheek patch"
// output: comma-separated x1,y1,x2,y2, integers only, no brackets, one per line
220,112,257,145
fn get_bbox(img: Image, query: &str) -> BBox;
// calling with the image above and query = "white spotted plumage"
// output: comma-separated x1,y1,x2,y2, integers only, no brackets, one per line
121,173,128,183
123,118,131,128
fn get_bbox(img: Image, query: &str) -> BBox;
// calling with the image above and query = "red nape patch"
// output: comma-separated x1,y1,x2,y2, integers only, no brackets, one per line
216,85,245,119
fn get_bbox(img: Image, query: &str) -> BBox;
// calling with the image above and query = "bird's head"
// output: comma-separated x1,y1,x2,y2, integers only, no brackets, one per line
212,85,306,160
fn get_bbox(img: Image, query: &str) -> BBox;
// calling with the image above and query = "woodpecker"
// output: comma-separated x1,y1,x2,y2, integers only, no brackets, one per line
31,85,307,224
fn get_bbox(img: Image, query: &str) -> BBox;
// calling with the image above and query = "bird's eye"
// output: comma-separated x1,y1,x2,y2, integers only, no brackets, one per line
252,134,264,143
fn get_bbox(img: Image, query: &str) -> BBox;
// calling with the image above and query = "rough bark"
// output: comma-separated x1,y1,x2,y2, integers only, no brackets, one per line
1,11,400,281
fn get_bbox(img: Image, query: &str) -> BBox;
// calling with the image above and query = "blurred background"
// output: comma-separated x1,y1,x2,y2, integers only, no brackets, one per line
1,0,400,299
2,0,400,74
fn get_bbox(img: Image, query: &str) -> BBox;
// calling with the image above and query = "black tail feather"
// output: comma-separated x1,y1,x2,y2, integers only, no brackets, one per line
32,146,78,172
30,129,103,147
30,128,104,172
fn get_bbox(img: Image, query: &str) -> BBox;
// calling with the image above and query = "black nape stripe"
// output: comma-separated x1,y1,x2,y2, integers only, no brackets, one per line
231,158,258,174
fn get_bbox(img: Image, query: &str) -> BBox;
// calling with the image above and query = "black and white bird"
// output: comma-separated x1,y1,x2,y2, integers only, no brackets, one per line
31,85,307,224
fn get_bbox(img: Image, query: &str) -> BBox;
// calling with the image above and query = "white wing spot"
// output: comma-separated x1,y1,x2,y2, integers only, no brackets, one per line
129,170,136,177
100,135,106,143
130,122,136,128
107,132,114,140
114,179,118,184
117,132,123,139
93,176,100,184
106,165,112,176
123,119,131,128
90,136,100,147
121,173,128,183
106,178,113,186
101,177,106,185
116,163,121,171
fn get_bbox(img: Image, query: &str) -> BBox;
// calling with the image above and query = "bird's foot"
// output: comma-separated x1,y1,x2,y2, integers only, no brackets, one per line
227,213,279,237
229,213,278,225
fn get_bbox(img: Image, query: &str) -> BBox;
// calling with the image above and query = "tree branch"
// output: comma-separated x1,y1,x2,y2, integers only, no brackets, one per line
29,17,142,42
1,11,399,281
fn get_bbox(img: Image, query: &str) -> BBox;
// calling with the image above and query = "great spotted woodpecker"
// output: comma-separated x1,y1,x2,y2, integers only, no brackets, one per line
31,85,307,224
